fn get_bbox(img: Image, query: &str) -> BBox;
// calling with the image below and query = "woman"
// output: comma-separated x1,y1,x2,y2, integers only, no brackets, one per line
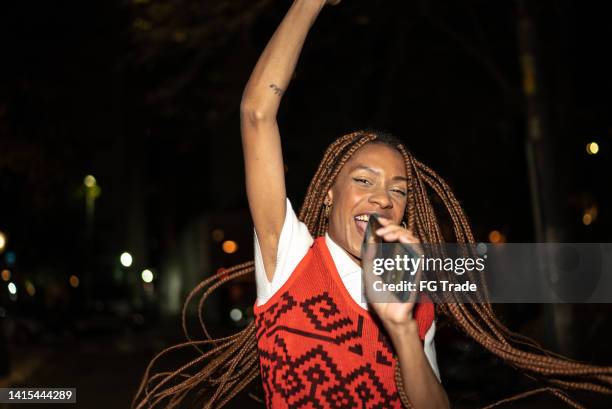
134,1,612,408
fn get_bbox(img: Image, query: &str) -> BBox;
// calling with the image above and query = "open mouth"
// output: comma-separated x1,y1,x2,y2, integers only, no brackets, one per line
354,214,370,235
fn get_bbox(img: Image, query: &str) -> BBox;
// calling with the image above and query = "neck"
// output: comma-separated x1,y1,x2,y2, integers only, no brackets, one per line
346,251,362,267
326,232,362,267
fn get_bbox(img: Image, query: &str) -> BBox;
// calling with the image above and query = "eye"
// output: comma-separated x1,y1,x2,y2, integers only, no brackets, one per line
353,177,371,185
391,188,407,196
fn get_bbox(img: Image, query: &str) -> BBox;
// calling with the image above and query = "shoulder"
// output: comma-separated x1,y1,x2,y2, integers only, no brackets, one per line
254,198,314,305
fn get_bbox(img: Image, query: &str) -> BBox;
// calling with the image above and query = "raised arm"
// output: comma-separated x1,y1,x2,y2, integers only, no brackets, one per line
240,0,335,282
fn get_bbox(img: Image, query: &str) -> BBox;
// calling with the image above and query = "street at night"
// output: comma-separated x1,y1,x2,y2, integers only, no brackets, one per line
1,0,611,408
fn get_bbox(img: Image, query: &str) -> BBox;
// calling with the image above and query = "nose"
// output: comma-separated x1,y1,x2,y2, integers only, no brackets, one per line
368,187,392,209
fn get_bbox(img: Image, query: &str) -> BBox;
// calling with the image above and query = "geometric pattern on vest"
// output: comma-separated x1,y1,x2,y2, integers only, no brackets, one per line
256,291,365,357
254,237,434,408
258,336,399,409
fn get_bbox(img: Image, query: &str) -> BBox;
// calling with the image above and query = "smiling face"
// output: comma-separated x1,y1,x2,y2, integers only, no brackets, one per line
325,142,409,264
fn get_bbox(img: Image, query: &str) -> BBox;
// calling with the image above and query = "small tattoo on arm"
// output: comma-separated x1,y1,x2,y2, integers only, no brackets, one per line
269,83,284,96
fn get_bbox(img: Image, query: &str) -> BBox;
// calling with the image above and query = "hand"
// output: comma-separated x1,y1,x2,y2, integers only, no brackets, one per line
375,217,423,251
365,217,424,330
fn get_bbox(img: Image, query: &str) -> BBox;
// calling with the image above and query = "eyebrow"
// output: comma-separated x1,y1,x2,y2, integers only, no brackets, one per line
350,164,408,182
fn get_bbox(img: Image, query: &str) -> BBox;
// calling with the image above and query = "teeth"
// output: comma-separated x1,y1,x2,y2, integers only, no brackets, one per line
355,214,370,222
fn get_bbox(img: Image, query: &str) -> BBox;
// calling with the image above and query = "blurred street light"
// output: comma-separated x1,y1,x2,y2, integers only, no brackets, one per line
69,275,80,288
230,308,243,322
141,269,154,283
5,251,16,266
582,205,598,226
83,174,101,220
586,142,599,155
0,231,6,253
1,270,10,282
83,174,101,306
222,240,238,254
120,252,133,267
7,282,16,295
488,230,506,244
25,281,36,296
211,229,224,242
84,174,97,188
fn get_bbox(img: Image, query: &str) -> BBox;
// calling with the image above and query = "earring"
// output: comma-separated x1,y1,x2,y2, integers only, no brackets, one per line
401,221,407,229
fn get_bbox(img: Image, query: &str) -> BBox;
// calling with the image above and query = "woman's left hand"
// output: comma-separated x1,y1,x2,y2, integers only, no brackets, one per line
367,217,424,331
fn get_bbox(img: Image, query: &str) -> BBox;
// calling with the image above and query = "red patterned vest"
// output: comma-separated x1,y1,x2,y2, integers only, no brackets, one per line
253,237,435,409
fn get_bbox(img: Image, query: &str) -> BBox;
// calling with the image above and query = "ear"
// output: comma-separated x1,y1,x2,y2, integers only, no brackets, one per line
324,189,333,206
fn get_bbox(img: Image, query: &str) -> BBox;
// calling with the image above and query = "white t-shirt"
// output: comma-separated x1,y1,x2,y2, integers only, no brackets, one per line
253,198,441,381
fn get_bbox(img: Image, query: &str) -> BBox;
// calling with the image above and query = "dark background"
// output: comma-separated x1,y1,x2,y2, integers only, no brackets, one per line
0,0,610,407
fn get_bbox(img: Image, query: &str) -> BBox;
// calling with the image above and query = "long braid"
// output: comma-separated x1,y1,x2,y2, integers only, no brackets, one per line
409,154,612,405
133,130,612,409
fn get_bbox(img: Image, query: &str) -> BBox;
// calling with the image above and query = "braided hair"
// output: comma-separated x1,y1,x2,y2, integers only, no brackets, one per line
133,130,612,409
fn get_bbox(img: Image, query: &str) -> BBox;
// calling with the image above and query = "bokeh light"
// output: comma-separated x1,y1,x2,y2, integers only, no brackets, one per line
7,282,17,295
0,231,6,253
84,174,97,187
586,142,599,155
230,308,243,322
583,205,598,226
120,252,133,267
5,251,16,266
1,269,10,281
488,230,506,244
222,240,238,254
211,229,224,242
25,281,36,296
141,269,154,283
69,275,80,288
